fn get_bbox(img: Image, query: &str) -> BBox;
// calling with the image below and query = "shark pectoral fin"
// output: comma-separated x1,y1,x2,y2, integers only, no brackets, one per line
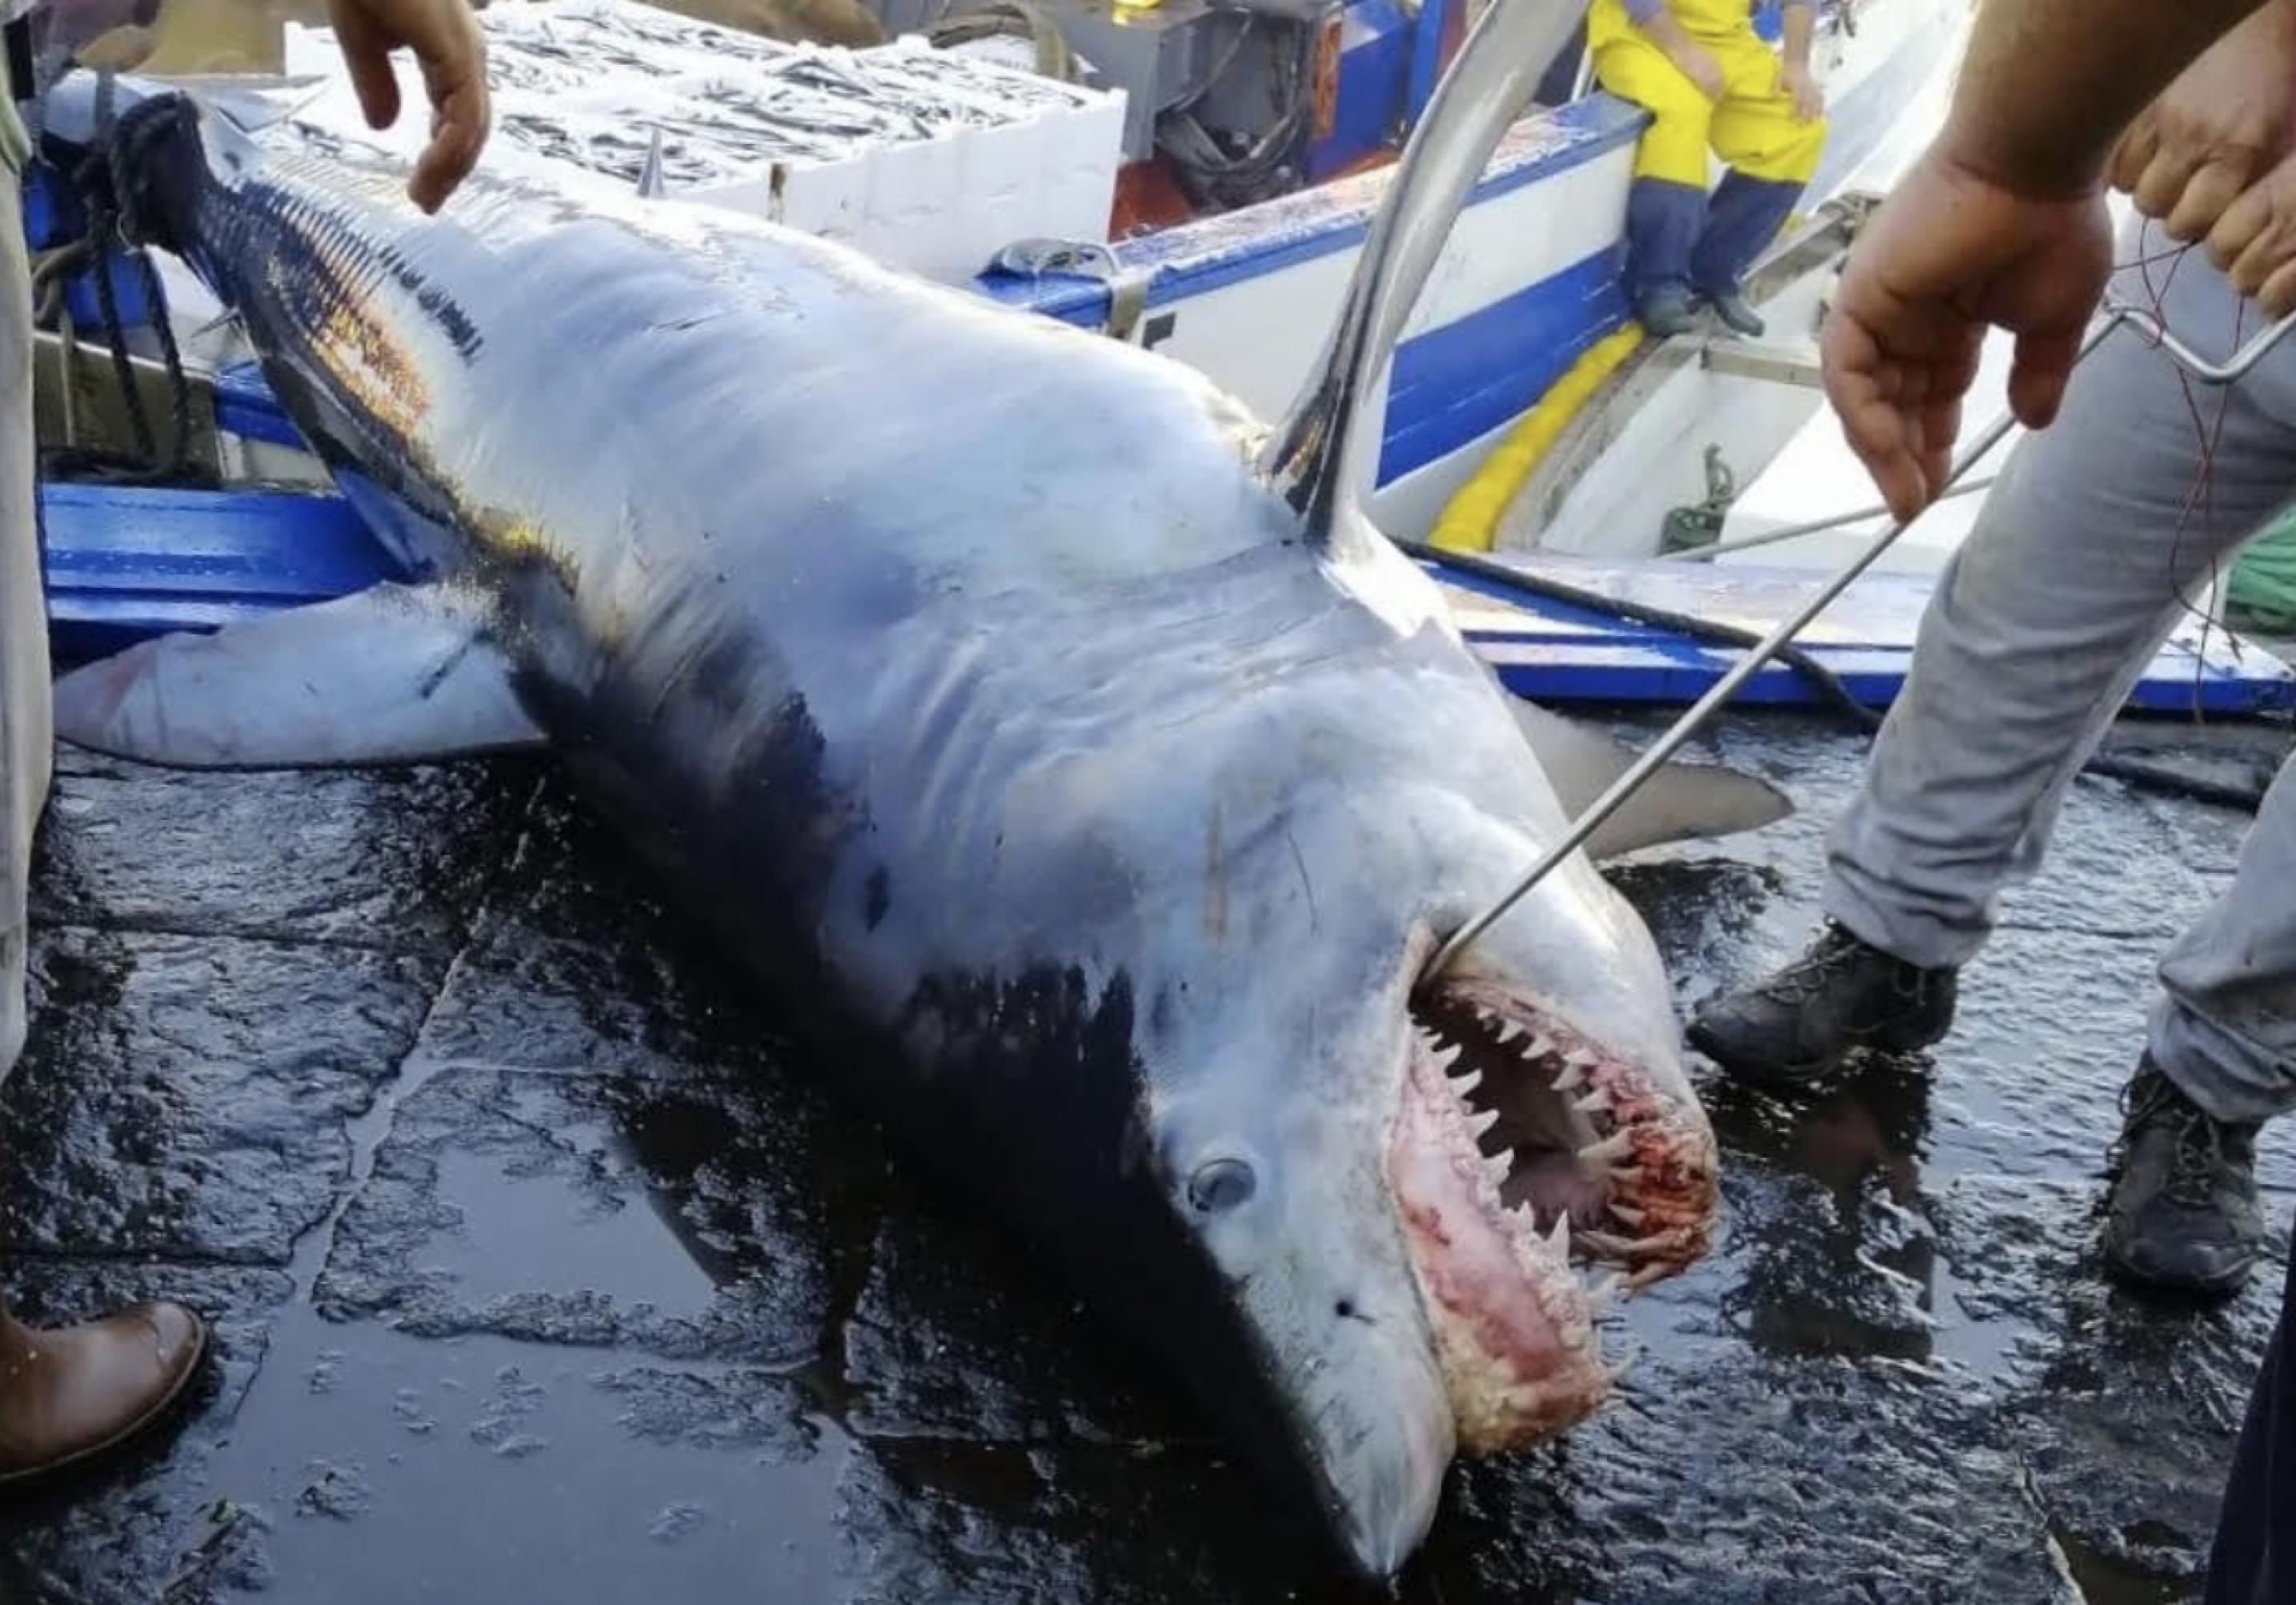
53,582,547,770
1506,697,1793,859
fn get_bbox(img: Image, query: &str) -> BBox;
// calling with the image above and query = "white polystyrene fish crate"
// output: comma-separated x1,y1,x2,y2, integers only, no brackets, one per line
277,0,1126,283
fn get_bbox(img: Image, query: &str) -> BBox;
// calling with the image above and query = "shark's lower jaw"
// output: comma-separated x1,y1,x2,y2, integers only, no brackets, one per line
1387,979,1720,1455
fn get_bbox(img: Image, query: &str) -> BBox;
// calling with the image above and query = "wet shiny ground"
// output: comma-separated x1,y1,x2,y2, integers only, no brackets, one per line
0,712,2289,1604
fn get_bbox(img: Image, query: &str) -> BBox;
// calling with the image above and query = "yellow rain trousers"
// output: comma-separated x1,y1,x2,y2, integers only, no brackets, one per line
1589,0,1825,306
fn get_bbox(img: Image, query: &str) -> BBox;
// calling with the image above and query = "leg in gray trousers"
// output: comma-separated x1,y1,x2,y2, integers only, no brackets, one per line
1691,216,2296,1295
1824,222,2296,1127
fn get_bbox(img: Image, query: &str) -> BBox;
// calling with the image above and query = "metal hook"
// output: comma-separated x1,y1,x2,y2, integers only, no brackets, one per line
2097,298,2296,387
1417,294,2296,990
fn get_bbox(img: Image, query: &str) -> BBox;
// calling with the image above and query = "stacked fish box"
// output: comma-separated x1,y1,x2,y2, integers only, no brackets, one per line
276,0,1127,283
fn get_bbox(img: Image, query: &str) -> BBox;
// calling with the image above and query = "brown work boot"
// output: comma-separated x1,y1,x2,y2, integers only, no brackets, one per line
0,1295,206,1487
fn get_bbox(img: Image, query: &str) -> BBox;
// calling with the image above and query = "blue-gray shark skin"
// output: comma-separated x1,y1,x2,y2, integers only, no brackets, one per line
45,2,1767,1574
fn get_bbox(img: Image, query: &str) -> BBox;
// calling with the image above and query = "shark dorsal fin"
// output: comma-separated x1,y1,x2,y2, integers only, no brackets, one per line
1257,0,1590,548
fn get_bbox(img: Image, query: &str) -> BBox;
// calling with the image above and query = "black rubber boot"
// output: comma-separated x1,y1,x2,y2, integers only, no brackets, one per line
1701,287,1765,338
1688,919,1959,1087
1637,284,1700,339
2102,1059,2263,1300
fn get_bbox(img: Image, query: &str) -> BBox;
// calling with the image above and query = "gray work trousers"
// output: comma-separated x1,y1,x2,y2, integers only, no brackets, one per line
2,90,42,1085
1825,217,2296,1127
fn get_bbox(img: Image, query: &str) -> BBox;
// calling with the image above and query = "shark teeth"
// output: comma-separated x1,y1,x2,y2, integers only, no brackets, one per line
1579,1130,1633,1166
1415,997,1660,1294
1580,1228,1674,1261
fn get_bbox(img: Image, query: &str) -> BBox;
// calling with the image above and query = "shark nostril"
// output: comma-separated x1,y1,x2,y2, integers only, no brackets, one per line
1188,1157,1257,1213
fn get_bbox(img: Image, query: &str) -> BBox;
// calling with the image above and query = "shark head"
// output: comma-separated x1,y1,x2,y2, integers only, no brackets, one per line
1107,598,1727,1577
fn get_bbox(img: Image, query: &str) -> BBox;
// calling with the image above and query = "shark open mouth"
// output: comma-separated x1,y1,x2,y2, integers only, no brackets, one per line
1388,977,1717,1454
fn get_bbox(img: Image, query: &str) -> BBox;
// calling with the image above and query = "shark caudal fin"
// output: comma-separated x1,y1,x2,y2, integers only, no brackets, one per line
1256,0,1590,546
51,583,546,770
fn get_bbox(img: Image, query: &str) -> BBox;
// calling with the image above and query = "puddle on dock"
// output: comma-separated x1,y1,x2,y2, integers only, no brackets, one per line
0,714,2289,1603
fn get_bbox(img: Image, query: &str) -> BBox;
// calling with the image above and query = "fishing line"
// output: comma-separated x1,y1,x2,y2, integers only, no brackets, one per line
1419,295,2296,990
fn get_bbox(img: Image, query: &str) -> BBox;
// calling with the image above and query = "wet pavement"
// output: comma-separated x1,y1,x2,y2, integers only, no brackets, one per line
0,711,2290,1604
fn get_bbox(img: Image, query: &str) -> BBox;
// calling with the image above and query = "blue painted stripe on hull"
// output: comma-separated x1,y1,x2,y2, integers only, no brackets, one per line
40,481,387,597
1472,642,2296,716
1426,560,2296,714
41,481,393,662
1376,246,1629,483
974,94,1649,325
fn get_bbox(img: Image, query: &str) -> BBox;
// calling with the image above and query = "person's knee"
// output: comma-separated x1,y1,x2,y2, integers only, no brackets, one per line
1779,114,1827,182
1629,101,1715,185
1722,114,1825,186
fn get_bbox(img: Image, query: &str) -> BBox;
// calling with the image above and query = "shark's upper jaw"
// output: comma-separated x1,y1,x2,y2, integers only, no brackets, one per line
1386,974,1719,1454
1426,977,1717,1282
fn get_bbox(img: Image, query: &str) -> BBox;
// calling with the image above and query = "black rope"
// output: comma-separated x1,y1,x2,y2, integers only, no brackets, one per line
1397,537,2283,813
47,71,208,488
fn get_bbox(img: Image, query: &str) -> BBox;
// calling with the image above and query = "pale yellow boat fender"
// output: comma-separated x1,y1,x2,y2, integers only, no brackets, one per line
1427,322,1646,554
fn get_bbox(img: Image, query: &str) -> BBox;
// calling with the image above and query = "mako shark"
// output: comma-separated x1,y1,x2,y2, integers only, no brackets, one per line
41,0,1786,1576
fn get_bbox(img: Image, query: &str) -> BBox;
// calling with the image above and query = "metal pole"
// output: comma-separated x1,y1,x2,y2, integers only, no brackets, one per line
1418,297,2296,989
1661,474,1997,562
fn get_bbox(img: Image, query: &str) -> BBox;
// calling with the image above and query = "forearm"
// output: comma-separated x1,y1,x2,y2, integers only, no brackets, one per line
1943,0,2278,197
1781,0,1812,71
1624,2,1695,54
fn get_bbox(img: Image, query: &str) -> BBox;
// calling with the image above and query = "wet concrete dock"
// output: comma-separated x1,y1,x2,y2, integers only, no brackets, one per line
0,712,2288,1603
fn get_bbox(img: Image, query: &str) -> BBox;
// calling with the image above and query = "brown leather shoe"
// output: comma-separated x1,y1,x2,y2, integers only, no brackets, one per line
0,1297,206,1487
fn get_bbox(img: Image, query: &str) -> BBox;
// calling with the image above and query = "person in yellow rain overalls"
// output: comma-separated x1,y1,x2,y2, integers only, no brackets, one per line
1589,0,1826,338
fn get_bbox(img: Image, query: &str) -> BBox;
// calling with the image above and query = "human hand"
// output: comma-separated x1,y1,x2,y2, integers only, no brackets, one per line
324,0,490,213
2205,150,2296,316
1667,41,1725,102
1819,143,2113,521
2107,1,2296,242
1780,59,1823,122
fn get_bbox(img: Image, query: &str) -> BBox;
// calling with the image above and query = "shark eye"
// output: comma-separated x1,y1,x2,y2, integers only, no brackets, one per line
1188,1156,1256,1214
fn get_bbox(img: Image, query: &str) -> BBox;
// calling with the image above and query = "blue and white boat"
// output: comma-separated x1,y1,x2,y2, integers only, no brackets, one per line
971,0,1968,546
